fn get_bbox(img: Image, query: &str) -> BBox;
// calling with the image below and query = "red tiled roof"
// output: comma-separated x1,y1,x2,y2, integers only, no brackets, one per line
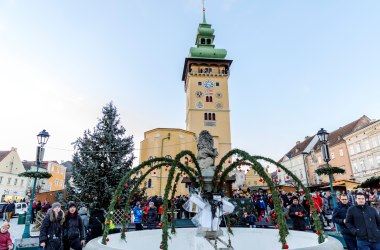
0,151,11,162
280,115,371,160
313,115,371,151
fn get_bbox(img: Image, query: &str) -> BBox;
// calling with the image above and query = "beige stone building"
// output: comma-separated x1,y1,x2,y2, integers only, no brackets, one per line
139,11,233,197
344,119,380,183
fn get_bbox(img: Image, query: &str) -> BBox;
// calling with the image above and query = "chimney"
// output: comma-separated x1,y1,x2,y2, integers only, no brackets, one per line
305,136,310,140
11,147,17,151
296,141,300,145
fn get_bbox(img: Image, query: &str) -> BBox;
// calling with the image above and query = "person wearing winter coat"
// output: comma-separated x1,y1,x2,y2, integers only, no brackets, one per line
62,201,85,250
288,197,307,231
78,207,89,238
0,222,12,250
322,191,334,228
146,202,158,230
86,208,105,243
133,201,143,231
332,194,357,250
39,202,65,250
4,202,14,223
345,192,380,250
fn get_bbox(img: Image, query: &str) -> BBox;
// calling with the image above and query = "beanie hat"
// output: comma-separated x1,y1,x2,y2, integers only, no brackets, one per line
1,222,10,229
51,202,61,209
67,201,76,209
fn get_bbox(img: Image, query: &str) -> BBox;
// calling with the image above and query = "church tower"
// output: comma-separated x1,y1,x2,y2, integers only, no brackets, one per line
182,5,233,163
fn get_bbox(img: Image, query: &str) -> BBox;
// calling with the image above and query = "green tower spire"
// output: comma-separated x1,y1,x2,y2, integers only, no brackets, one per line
189,1,227,59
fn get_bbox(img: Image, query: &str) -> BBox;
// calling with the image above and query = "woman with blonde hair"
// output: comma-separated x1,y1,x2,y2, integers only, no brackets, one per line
0,222,12,250
39,202,65,250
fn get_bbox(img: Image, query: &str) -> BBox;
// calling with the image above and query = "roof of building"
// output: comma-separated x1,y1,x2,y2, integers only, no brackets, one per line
313,115,371,151
279,136,314,162
0,151,11,162
280,115,372,161
344,118,380,138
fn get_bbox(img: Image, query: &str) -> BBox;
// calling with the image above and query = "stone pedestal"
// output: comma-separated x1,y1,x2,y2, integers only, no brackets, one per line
201,167,215,193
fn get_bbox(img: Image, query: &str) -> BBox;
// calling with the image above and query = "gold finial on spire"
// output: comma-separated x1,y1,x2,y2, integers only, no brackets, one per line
202,0,207,23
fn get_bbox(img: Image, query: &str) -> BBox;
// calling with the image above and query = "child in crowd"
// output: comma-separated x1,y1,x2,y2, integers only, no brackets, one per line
0,222,12,250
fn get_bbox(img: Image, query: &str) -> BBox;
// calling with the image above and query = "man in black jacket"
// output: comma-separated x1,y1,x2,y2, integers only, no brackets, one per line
288,197,307,231
333,194,357,250
345,192,380,250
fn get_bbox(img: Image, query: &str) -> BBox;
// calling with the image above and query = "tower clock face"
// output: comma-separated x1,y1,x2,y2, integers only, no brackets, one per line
203,79,214,89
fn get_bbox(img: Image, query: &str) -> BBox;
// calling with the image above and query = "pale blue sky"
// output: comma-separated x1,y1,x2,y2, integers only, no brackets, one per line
1,1,379,165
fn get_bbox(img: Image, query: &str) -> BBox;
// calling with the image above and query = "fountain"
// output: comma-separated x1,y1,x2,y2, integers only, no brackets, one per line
85,130,343,250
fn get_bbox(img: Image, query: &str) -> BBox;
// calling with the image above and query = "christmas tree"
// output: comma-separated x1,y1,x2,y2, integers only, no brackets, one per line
71,102,135,209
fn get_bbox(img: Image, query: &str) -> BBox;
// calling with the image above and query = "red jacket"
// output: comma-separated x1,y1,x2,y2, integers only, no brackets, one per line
0,231,12,250
312,195,323,213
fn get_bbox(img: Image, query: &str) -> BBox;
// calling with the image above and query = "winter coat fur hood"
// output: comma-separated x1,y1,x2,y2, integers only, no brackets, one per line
46,208,65,225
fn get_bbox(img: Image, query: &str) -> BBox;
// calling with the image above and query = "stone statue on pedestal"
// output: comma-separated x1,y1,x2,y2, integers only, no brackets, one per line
197,130,218,171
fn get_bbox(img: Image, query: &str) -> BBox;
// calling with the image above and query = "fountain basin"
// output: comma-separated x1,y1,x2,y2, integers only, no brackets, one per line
86,228,344,250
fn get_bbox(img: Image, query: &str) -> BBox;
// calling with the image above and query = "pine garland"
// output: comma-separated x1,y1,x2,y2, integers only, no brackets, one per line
101,148,326,248
169,172,182,235
360,176,380,188
18,171,52,179
315,166,345,176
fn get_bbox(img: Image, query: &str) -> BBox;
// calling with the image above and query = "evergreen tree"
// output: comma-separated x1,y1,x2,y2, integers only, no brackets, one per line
71,102,135,209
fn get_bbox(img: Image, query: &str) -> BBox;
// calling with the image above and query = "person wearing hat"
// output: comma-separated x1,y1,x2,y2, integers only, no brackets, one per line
0,222,12,250
133,201,143,230
288,197,307,231
40,202,65,250
146,202,158,230
62,201,85,250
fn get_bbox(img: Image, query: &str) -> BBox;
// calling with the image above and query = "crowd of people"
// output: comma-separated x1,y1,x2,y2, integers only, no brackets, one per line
1,187,380,250
36,201,105,250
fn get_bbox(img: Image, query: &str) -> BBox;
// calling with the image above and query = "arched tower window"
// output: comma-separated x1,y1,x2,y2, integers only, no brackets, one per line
201,38,205,44
148,179,152,188
208,113,212,120
204,113,208,120
212,113,216,120
207,39,211,44
206,96,210,102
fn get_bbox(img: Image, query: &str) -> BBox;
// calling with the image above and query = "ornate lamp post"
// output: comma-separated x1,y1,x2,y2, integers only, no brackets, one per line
317,128,337,208
22,129,50,238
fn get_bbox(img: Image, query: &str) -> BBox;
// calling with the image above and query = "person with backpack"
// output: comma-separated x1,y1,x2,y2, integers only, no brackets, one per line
62,201,85,250
39,202,65,250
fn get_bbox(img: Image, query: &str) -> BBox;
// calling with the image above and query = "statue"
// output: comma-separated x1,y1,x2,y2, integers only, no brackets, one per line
197,130,218,170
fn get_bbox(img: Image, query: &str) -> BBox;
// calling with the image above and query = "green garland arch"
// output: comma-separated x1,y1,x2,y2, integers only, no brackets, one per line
101,149,326,250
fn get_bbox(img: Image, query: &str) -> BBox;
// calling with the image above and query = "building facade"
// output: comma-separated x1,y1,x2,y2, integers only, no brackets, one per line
344,120,380,183
139,9,233,197
307,116,371,186
0,148,28,202
139,128,197,197
23,161,66,193
278,136,315,186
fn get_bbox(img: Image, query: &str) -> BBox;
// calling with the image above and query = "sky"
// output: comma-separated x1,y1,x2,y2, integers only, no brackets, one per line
1,1,379,167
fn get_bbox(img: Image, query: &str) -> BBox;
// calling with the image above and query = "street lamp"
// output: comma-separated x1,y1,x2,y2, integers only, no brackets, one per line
317,128,337,208
22,129,50,239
